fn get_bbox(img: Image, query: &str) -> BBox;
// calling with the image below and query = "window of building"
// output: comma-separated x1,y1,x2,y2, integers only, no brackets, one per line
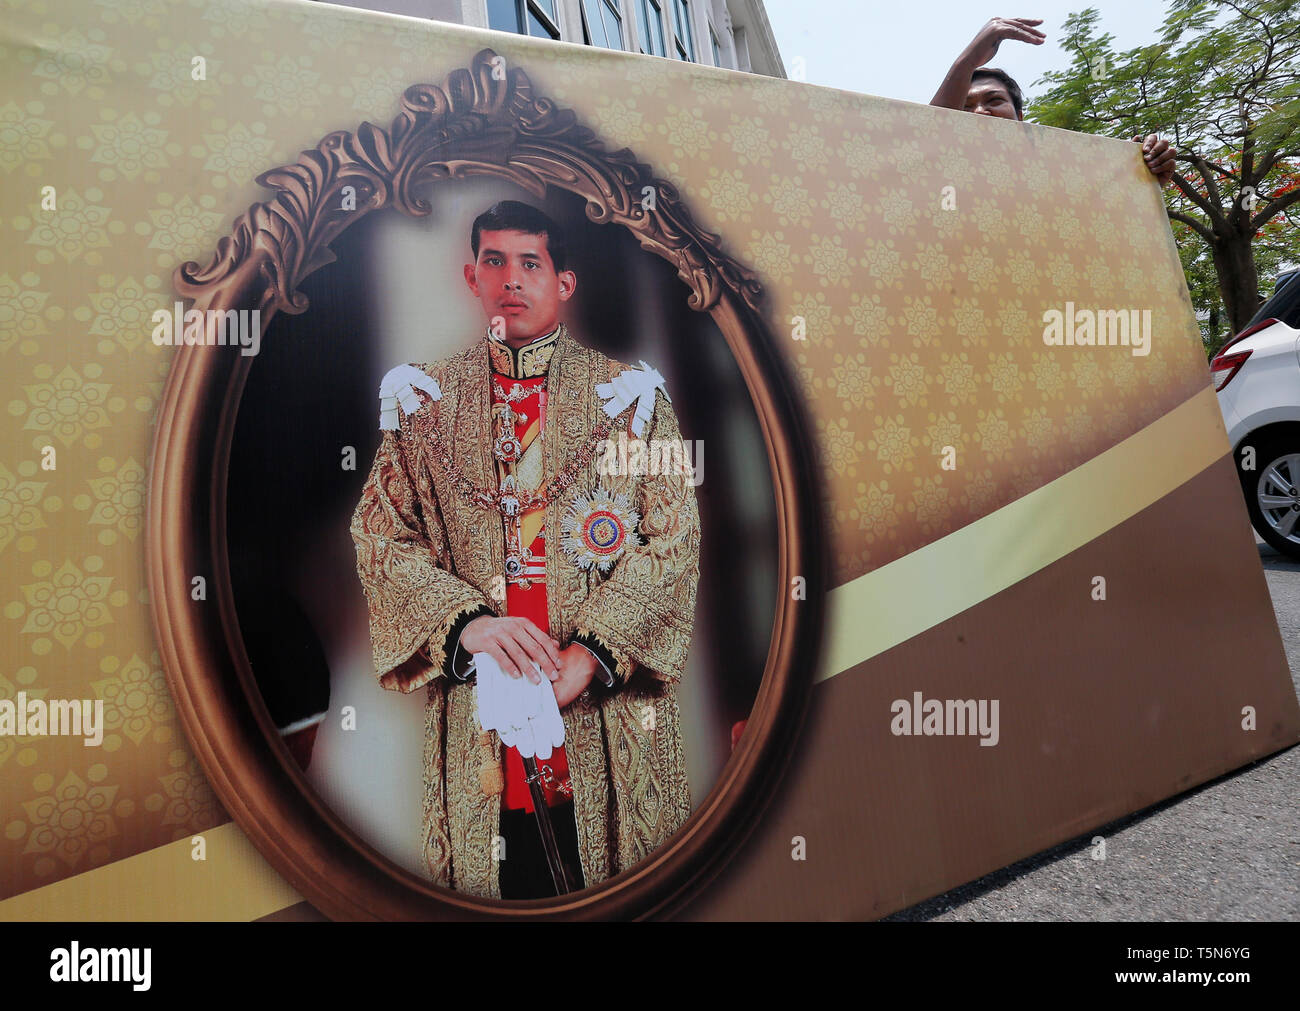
582,0,625,50
672,0,695,61
488,0,560,39
709,22,722,67
636,0,667,57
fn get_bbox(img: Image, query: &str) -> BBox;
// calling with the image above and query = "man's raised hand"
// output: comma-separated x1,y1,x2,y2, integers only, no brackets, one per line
965,17,1046,66
461,616,561,683
933,16,1045,112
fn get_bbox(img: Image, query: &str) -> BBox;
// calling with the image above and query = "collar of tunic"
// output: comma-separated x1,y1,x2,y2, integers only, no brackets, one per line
486,322,564,378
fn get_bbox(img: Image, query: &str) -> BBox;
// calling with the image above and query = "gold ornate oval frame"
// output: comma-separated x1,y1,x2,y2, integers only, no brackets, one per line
147,48,825,919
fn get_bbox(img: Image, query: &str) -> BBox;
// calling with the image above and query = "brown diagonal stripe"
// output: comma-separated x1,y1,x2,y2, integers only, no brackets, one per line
680,454,1300,920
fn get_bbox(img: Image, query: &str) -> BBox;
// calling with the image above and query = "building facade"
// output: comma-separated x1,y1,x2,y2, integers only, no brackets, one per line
322,0,785,78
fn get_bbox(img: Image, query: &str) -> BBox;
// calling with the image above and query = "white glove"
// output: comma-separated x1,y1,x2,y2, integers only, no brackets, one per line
472,651,566,759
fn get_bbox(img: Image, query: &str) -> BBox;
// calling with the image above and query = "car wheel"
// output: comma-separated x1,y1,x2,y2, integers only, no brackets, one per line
1238,435,1300,559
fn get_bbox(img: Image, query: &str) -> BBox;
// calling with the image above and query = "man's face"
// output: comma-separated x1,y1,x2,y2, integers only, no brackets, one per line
463,228,576,346
964,79,1021,121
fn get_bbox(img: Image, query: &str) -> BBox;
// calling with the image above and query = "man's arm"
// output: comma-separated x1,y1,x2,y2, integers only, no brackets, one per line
931,17,1045,111
569,389,701,686
350,416,497,693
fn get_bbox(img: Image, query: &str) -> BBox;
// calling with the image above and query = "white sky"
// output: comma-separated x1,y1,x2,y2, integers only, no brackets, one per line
762,1,1171,108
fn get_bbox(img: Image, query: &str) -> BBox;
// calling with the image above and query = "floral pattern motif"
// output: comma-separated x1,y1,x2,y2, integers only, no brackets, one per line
18,188,113,263
92,652,174,746
17,363,115,448
20,770,119,868
0,463,48,552
0,100,55,172
12,557,119,651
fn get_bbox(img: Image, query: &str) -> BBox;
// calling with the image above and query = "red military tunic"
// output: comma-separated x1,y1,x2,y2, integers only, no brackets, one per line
489,367,572,813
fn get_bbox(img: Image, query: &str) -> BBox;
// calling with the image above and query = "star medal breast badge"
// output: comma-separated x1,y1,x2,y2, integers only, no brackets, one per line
560,487,641,573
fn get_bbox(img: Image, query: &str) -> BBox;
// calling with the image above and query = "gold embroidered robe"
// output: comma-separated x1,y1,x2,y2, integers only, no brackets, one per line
350,325,700,896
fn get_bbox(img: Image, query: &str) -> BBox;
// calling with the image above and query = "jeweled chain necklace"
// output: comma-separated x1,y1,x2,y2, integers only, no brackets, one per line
413,399,624,517
494,379,544,404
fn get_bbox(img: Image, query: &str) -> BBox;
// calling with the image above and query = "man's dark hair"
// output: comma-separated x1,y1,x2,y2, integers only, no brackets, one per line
470,200,568,272
971,66,1024,119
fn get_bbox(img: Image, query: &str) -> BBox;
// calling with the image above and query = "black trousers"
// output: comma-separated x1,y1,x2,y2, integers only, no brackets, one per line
498,800,586,899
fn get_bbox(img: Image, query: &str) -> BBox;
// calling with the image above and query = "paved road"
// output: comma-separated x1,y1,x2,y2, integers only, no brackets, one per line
888,534,1300,922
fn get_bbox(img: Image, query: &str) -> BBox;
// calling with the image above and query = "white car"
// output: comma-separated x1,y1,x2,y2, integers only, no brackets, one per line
1212,270,1300,558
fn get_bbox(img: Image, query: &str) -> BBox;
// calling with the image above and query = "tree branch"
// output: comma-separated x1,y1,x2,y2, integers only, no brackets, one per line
1172,162,1227,227
1191,151,1227,210
1167,209,1217,241
1251,186,1300,231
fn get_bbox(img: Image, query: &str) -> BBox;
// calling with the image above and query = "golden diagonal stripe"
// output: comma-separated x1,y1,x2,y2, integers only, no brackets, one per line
817,386,1228,683
0,822,301,921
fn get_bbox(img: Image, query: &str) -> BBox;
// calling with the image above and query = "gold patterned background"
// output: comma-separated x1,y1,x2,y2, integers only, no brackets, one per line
0,0,1209,903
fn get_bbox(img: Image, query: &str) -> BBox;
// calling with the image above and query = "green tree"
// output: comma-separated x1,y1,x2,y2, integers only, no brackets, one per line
1029,0,1300,356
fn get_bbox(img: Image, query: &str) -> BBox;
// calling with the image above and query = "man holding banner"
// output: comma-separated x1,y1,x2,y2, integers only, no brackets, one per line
930,15,1177,186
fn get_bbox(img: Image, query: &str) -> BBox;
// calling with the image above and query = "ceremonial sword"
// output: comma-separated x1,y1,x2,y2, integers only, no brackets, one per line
468,657,575,896
522,756,575,896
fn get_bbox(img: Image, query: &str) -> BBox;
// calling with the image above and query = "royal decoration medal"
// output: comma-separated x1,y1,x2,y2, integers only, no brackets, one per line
560,487,640,573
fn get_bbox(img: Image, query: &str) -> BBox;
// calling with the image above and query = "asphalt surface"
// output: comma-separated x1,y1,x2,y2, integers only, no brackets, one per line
888,532,1300,922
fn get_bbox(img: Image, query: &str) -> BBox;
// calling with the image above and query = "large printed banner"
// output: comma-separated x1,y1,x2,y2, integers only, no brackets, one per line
0,0,1296,920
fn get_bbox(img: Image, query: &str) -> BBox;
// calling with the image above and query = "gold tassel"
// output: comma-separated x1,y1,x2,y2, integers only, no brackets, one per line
477,730,504,796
